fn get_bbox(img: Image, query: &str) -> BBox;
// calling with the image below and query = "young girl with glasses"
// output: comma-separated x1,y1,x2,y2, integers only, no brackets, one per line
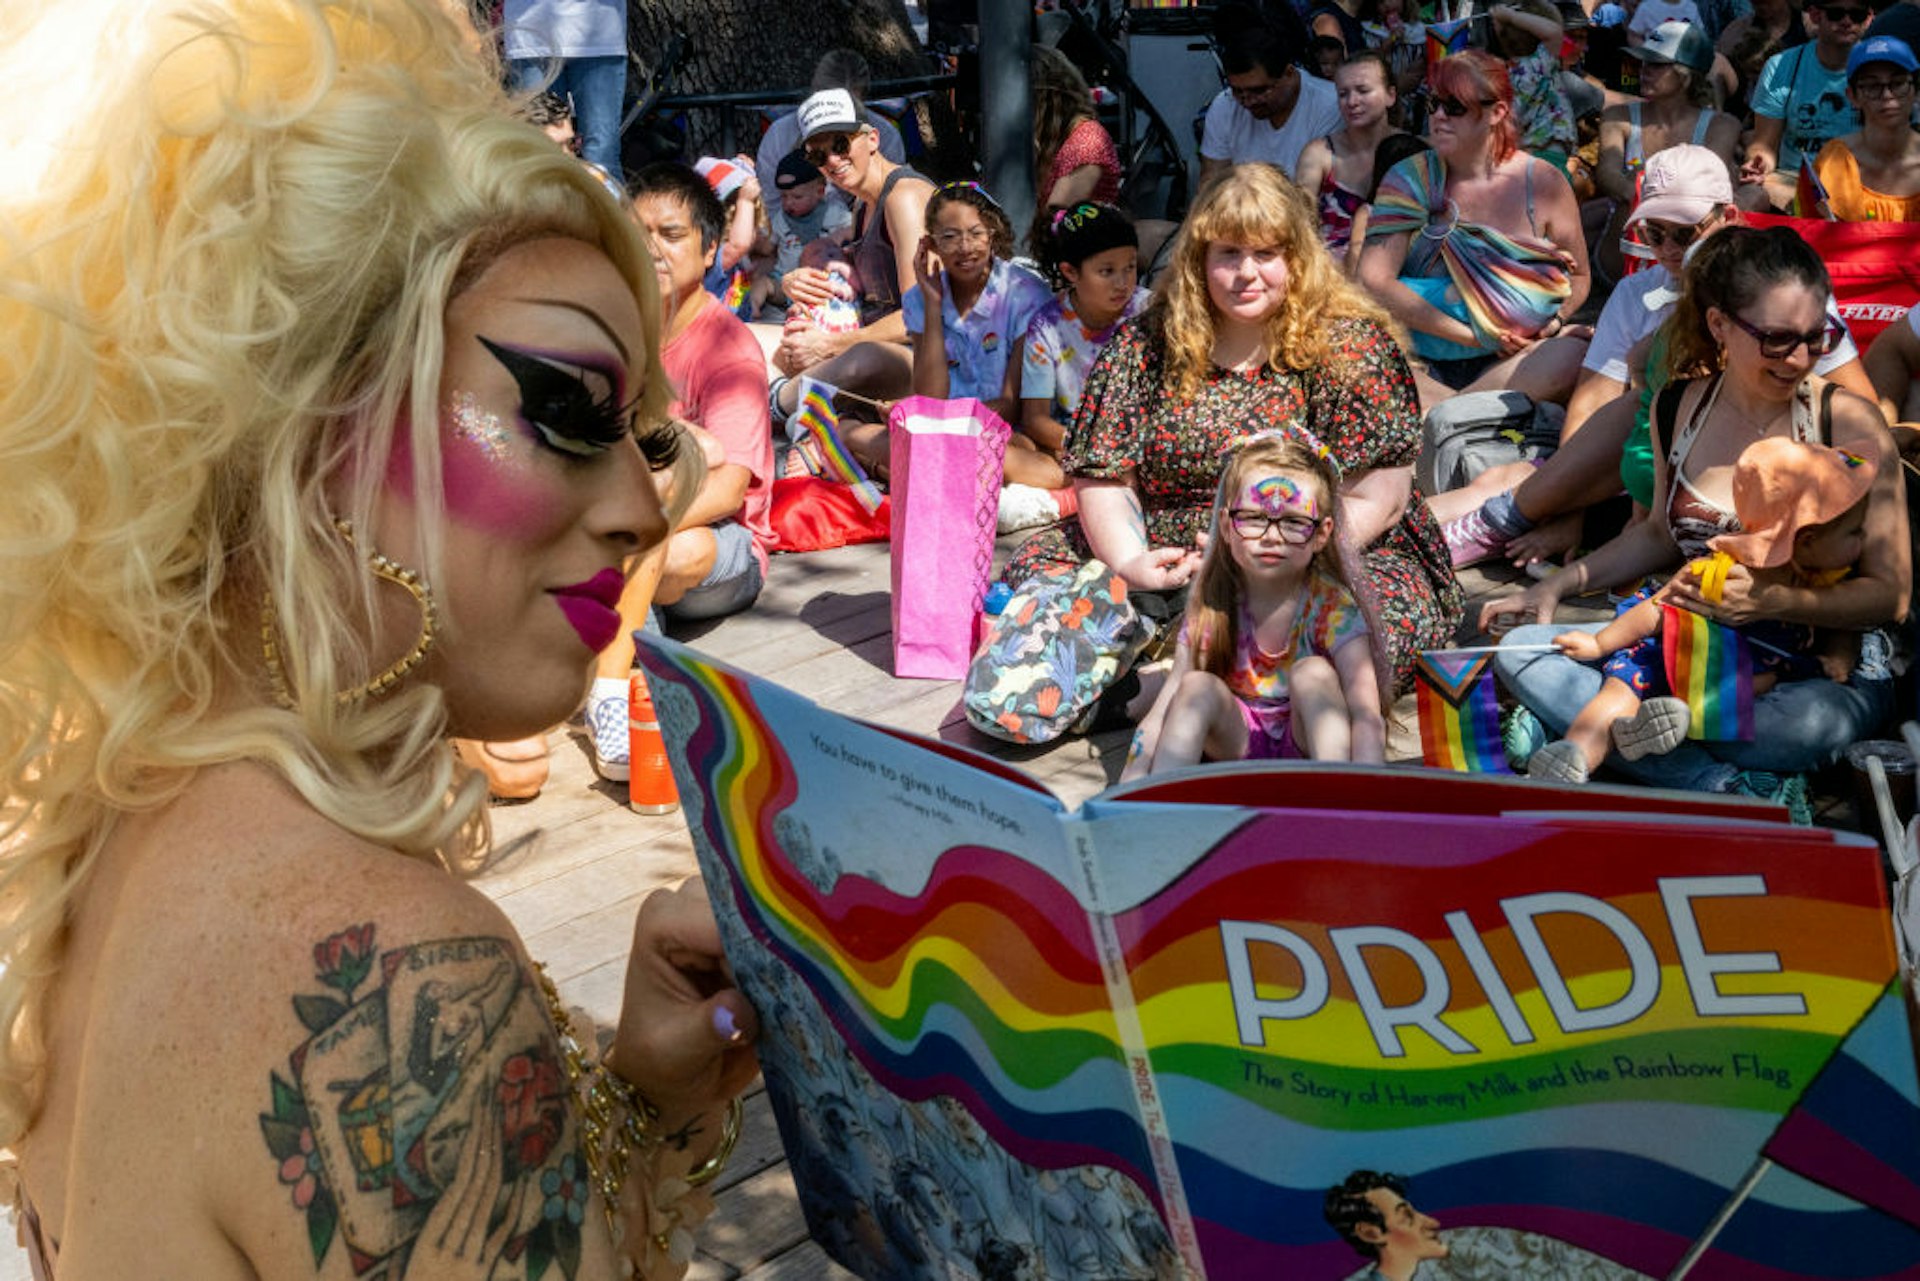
838,183,1052,478
1122,433,1388,776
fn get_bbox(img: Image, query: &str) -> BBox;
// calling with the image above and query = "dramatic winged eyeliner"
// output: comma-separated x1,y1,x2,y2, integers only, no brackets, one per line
477,334,637,457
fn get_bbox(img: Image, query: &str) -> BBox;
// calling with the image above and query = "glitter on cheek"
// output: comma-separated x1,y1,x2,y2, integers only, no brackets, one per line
1247,475,1317,519
447,390,522,469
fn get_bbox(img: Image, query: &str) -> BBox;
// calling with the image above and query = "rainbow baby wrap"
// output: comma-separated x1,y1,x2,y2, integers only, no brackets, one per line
1369,149,1572,352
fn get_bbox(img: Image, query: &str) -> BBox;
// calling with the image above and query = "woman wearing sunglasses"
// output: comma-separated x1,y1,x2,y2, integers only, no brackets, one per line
1593,22,1741,285
769,88,936,424
1432,145,1880,572
1483,227,1908,812
1358,50,1591,412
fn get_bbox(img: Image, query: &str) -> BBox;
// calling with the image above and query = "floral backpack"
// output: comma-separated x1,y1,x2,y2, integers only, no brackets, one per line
963,559,1154,744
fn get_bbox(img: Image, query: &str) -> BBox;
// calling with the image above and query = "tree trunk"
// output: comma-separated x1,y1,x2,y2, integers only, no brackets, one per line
625,0,936,159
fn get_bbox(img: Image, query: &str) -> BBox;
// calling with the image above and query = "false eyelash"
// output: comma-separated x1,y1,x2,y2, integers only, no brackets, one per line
635,418,682,471
478,336,636,458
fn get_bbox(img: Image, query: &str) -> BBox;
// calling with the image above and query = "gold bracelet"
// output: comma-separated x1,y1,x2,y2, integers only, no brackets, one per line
537,965,662,1240
682,1098,744,1189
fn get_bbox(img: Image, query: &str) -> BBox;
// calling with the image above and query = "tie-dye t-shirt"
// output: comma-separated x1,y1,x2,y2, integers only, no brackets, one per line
1020,286,1152,422
1183,568,1371,737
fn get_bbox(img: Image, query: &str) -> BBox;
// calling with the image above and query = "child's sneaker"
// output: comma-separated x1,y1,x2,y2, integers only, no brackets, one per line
1502,705,1546,771
1526,739,1590,784
1611,696,1691,760
588,694,630,782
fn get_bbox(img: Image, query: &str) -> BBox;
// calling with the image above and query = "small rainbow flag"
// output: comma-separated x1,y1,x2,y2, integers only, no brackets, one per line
1795,155,1835,221
1660,603,1754,741
1415,648,1509,772
1426,17,1473,66
791,376,883,513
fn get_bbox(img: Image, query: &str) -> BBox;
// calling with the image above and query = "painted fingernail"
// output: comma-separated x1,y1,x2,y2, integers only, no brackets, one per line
713,1005,743,1042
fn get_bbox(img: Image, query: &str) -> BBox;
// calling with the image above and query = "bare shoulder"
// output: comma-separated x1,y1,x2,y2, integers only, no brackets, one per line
43,764,594,1280
1829,384,1897,455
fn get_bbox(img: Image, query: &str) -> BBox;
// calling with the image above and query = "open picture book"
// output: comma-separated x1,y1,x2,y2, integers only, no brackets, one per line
637,636,1920,1280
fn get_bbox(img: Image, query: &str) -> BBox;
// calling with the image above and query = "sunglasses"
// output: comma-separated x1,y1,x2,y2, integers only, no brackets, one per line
1638,215,1715,249
1434,95,1498,117
803,131,857,167
1814,4,1870,20
1227,509,1324,544
1724,311,1848,359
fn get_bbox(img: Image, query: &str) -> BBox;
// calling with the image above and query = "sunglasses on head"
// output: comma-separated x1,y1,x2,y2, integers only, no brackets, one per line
1814,3,1870,20
1434,95,1497,117
803,131,857,167
1724,311,1848,359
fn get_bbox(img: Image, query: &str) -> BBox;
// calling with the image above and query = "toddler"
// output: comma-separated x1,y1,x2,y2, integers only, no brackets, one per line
1529,438,1874,784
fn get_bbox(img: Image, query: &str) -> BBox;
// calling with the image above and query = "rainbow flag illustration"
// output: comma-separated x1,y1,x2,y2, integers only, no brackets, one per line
1426,16,1473,65
1762,978,1920,1229
1660,603,1754,741
637,635,1920,1280
1415,648,1508,772
791,376,883,513
1794,155,1834,221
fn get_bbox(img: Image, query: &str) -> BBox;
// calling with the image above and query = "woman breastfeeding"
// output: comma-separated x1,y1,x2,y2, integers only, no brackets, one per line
1486,227,1909,808
1358,49,1591,409
1005,164,1460,692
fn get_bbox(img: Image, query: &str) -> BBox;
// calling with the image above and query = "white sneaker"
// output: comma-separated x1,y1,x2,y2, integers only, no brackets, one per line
588,696,630,782
996,483,1060,534
1612,696,1691,760
1526,739,1591,784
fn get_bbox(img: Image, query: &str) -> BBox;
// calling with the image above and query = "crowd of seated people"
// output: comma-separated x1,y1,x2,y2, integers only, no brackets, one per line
472,0,1920,820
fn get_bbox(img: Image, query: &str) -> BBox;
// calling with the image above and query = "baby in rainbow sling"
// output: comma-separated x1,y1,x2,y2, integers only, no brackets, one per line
1528,438,1874,784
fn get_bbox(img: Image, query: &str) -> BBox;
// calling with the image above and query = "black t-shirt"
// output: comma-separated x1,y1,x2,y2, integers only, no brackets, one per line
1868,2,1920,52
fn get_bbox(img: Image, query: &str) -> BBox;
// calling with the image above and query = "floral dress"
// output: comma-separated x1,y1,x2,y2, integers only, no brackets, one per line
1006,311,1462,690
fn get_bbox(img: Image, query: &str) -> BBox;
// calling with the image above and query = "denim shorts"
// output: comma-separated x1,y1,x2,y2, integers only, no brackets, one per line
663,521,764,623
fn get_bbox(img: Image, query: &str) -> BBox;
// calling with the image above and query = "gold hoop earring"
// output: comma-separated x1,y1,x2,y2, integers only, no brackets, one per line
262,519,438,708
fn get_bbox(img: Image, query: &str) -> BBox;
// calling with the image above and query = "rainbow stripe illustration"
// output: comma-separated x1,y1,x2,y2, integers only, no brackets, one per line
793,376,883,513
1763,978,1920,1229
638,637,1916,1279
1661,603,1754,741
1415,649,1509,772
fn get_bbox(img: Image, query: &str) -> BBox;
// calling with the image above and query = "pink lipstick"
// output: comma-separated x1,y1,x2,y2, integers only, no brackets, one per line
550,568,626,652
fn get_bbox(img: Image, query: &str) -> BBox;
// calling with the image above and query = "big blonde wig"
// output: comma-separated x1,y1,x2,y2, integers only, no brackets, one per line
0,0,697,1141
1156,164,1396,402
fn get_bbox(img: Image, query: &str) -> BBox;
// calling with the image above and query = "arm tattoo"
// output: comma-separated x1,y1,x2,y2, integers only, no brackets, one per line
1124,488,1147,548
260,925,587,1278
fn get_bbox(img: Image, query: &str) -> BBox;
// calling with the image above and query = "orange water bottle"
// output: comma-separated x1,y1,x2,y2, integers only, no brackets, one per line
628,671,679,815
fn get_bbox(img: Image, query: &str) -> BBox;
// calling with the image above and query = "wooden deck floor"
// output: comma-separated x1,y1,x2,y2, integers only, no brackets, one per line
0,538,1668,1281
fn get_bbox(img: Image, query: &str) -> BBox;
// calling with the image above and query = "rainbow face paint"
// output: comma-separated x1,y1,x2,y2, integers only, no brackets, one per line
1245,474,1317,519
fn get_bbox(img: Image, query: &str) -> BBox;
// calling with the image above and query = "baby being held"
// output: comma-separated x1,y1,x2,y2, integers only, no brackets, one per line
1529,438,1875,785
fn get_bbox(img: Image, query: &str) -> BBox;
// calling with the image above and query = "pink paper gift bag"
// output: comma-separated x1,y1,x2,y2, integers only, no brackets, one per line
887,396,1010,680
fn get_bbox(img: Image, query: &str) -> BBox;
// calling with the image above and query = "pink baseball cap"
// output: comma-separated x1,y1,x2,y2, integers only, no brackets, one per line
1709,437,1876,568
1626,144,1735,229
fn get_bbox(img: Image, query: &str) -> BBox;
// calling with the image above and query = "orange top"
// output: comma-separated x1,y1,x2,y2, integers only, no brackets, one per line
1813,139,1920,222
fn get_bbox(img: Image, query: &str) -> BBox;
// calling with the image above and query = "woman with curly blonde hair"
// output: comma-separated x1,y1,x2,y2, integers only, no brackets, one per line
1005,163,1460,691
0,0,757,1275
